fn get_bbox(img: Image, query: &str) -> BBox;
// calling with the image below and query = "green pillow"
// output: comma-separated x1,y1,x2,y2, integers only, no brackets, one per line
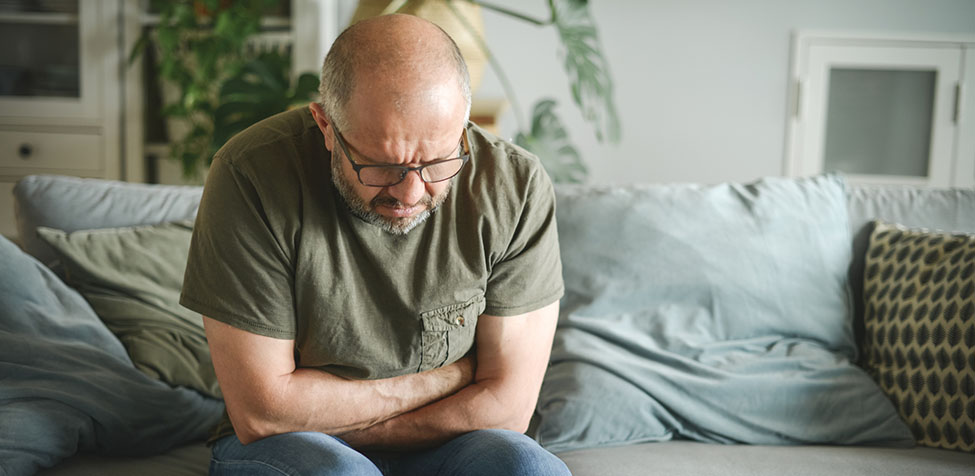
37,221,220,399
863,221,975,452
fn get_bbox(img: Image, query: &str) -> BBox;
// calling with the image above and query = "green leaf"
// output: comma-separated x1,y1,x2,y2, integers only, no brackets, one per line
293,73,321,103
247,55,286,92
220,77,266,97
515,99,588,184
210,51,320,155
127,32,150,65
156,27,179,54
161,103,188,117
551,0,621,143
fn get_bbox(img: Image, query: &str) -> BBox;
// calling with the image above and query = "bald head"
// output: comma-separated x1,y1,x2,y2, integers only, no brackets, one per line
318,14,472,132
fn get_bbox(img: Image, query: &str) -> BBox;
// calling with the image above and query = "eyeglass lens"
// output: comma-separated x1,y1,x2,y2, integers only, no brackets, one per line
358,158,466,186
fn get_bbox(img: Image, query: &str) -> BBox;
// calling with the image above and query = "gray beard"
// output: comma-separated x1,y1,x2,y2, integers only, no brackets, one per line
331,157,449,235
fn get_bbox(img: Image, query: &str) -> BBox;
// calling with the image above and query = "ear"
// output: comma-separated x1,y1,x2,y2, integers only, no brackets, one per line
308,102,334,151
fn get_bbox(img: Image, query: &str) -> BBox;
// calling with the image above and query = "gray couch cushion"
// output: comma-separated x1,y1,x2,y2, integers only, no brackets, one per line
36,443,210,476
557,440,975,476
41,439,975,476
13,175,202,266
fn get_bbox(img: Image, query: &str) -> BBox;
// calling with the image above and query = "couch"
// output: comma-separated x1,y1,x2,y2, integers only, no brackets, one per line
3,173,973,476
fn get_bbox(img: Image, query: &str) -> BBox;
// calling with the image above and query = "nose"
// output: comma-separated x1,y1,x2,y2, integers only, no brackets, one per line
386,169,426,206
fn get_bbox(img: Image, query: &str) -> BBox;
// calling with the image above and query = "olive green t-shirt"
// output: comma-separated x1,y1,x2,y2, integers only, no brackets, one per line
180,108,563,383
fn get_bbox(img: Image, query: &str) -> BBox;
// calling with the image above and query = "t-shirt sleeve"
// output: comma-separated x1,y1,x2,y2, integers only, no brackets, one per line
483,165,564,316
179,155,296,339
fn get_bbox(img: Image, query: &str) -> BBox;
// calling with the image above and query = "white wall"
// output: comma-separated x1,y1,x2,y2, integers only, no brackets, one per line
472,0,975,185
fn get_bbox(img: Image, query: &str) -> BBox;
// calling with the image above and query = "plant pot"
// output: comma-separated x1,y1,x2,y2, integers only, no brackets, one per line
349,0,487,93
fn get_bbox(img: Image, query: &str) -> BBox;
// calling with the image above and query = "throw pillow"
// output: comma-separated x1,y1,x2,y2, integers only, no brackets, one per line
535,174,913,453
862,221,975,452
0,234,222,475
36,221,220,399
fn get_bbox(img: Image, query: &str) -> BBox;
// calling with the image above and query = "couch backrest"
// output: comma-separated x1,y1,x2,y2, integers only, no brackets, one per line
14,174,973,353
13,175,203,266
845,184,975,358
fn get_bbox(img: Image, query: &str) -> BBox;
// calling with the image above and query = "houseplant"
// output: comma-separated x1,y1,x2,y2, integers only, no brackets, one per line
130,0,314,178
212,50,320,151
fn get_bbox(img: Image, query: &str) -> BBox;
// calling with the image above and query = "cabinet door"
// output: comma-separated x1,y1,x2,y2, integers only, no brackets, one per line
957,47,975,186
0,1,110,121
789,36,969,187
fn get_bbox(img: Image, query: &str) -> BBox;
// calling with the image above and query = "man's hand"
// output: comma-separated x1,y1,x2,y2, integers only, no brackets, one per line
203,317,476,445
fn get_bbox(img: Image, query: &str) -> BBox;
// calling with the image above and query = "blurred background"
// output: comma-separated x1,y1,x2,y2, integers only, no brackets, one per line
1,0,973,240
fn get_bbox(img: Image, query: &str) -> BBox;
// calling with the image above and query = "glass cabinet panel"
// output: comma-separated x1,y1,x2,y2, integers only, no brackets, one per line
789,35,968,187
823,68,936,178
0,1,80,98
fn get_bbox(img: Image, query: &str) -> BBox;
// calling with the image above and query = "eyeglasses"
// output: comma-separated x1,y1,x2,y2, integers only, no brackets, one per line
331,122,471,187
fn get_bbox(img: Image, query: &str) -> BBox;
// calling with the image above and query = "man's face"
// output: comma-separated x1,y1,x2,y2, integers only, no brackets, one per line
311,77,468,235
330,147,454,235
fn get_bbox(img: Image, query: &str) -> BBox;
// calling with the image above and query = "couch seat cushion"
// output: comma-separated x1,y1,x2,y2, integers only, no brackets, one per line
557,441,975,476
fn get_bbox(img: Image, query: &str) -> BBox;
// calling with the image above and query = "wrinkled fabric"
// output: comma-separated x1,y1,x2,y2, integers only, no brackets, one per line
536,175,914,453
0,235,223,475
37,221,220,399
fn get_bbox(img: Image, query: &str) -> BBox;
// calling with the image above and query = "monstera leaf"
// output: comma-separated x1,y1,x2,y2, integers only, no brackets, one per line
449,0,619,182
211,50,319,161
551,0,621,144
516,99,588,184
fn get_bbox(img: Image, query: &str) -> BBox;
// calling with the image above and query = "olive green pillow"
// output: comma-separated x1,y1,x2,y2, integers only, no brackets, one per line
37,221,220,399
863,221,975,452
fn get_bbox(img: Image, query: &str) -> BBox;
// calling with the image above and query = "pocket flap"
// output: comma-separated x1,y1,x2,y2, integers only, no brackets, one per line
419,295,485,332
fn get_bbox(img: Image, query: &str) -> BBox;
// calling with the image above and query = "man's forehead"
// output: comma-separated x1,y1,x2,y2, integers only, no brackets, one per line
344,78,466,132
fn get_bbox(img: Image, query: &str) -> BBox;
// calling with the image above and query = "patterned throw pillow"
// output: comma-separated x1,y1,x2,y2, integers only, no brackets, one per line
863,221,975,452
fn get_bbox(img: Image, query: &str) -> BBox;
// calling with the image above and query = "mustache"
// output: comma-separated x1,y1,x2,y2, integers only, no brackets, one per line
371,194,433,209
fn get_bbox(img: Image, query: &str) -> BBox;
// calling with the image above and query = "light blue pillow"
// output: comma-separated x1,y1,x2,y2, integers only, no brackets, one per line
0,235,222,474
537,174,913,453
13,175,202,266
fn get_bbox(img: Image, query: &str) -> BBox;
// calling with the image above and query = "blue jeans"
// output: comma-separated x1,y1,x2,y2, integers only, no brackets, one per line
209,429,571,475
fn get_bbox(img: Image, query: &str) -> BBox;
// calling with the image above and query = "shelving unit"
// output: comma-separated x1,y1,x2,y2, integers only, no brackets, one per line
0,0,343,239
0,0,121,239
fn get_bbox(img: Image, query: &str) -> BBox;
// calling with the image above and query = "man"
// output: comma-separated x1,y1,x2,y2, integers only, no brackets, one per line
180,13,569,476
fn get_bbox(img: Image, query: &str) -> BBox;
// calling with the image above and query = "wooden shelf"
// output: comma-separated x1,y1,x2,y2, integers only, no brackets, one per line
0,12,78,24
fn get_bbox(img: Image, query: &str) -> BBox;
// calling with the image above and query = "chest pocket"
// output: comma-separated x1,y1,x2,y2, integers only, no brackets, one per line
417,295,485,373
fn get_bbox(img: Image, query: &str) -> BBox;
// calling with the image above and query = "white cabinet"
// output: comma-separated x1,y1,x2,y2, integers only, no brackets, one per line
787,32,975,188
0,0,121,180
0,0,121,239
0,0,339,239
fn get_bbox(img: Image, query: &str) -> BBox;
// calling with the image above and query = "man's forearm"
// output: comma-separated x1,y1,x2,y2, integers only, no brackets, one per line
336,303,560,451
336,377,530,451
229,355,474,444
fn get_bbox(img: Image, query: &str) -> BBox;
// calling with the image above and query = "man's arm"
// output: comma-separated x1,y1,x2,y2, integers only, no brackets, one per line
203,316,474,445
337,300,560,450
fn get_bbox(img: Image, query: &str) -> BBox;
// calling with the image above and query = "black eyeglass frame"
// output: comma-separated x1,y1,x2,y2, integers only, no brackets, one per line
330,122,471,188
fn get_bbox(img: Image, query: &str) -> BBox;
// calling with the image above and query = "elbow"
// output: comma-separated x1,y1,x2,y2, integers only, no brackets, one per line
223,375,297,445
475,386,536,434
231,412,280,445
225,392,287,445
482,408,532,434
505,406,535,434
